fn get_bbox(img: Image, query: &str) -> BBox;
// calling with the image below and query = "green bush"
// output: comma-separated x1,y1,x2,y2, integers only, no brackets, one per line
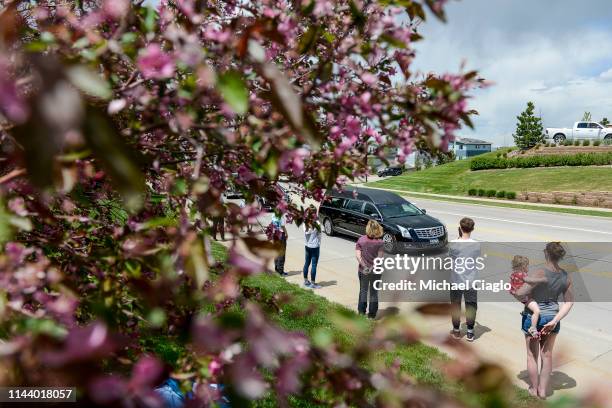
563,140,572,146
506,191,517,199
593,140,601,146
467,188,477,196
574,139,580,146
477,189,486,196
470,152,612,170
496,190,506,198
486,189,497,197
582,140,590,146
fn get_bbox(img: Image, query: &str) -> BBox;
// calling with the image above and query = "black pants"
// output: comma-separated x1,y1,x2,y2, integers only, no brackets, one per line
274,238,287,274
212,217,225,240
358,271,379,318
450,289,477,330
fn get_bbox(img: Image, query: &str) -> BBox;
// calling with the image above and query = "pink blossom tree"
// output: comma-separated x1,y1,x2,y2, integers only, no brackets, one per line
0,0,543,406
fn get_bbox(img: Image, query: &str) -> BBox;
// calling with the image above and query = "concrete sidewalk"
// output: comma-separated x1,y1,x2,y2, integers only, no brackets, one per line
272,230,612,399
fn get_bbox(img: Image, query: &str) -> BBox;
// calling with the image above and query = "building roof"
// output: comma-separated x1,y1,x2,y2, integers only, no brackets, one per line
454,137,492,145
327,186,405,204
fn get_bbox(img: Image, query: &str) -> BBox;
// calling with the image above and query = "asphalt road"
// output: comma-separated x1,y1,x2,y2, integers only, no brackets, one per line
263,193,612,396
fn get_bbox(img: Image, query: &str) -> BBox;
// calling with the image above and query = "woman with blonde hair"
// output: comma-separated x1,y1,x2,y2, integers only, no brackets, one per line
355,220,385,319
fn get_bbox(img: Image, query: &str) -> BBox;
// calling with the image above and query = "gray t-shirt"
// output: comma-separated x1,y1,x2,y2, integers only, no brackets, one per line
530,267,569,317
448,239,481,286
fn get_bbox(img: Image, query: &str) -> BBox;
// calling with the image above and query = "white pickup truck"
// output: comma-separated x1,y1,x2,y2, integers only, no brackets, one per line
545,121,612,144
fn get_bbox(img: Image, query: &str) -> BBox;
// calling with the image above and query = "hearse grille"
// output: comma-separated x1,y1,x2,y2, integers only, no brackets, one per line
414,226,445,239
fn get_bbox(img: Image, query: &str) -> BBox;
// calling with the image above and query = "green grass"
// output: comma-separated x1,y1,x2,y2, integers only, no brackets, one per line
368,151,612,195
208,242,537,408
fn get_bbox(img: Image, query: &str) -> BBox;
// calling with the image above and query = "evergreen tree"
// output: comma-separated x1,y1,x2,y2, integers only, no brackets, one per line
601,117,610,127
513,102,544,150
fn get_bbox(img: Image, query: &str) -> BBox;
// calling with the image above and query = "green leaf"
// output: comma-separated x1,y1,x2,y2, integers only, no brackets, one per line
217,71,249,115
379,34,407,49
83,107,146,211
298,25,319,54
144,6,158,33
349,1,367,31
66,66,112,100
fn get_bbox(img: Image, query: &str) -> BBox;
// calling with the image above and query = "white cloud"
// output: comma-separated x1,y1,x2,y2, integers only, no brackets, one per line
413,0,612,146
599,68,612,81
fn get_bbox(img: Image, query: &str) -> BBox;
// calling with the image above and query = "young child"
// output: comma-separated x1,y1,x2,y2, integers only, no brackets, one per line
509,256,547,338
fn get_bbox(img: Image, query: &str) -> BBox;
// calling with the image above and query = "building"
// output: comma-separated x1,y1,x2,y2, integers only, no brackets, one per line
450,137,492,160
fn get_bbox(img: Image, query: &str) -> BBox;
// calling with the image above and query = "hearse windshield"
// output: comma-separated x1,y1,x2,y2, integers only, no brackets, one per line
377,201,422,218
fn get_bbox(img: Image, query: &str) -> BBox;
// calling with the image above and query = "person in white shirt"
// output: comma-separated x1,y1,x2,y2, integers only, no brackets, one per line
303,205,322,289
448,217,481,342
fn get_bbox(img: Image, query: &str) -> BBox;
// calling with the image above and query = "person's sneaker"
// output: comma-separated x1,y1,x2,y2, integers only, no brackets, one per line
279,272,288,277
310,283,321,289
303,280,312,288
451,329,461,339
466,331,475,342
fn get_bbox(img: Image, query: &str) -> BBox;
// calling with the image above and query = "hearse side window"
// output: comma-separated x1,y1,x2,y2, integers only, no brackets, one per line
364,203,379,217
345,199,364,213
328,197,346,208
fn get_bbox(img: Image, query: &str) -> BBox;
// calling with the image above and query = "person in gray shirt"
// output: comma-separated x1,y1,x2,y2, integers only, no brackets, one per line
515,242,574,399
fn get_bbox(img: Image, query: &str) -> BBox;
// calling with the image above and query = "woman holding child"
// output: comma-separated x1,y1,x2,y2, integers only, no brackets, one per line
514,242,574,400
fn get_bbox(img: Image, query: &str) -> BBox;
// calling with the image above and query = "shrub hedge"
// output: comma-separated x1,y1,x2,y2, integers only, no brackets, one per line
470,152,612,170
496,190,506,198
506,191,517,199
468,188,477,196
486,189,496,197
477,189,486,196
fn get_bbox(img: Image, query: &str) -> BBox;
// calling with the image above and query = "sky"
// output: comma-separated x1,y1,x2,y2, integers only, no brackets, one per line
414,0,612,146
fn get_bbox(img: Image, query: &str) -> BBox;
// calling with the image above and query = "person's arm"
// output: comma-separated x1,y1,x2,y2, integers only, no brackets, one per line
356,249,365,267
514,268,545,297
523,275,547,284
541,275,574,335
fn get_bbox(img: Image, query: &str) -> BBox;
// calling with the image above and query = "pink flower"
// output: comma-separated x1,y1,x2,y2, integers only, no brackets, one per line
278,148,309,177
137,44,175,80
361,72,377,85
0,58,28,123
204,26,232,44
102,0,129,20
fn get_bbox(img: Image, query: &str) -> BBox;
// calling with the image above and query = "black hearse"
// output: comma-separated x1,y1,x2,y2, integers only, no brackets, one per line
318,187,447,252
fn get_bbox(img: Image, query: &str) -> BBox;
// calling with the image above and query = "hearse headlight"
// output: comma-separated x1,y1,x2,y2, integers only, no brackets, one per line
397,225,412,238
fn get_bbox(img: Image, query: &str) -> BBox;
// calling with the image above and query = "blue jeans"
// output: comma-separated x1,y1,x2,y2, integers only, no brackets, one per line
303,246,320,281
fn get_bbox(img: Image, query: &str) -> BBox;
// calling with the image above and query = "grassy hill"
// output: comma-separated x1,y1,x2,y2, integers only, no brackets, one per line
368,151,612,195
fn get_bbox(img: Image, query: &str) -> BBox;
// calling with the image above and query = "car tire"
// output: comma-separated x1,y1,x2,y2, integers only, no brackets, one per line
323,218,335,236
553,134,566,144
382,232,396,254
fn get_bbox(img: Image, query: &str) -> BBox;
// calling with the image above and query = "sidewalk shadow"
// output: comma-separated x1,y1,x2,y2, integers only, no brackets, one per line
376,306,400,320
285,270,303,277
517,370,577,396
316,280,337,288
460,322,491,340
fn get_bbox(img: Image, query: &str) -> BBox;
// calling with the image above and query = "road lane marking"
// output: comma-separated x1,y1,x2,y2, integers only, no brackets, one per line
431,210,612,236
